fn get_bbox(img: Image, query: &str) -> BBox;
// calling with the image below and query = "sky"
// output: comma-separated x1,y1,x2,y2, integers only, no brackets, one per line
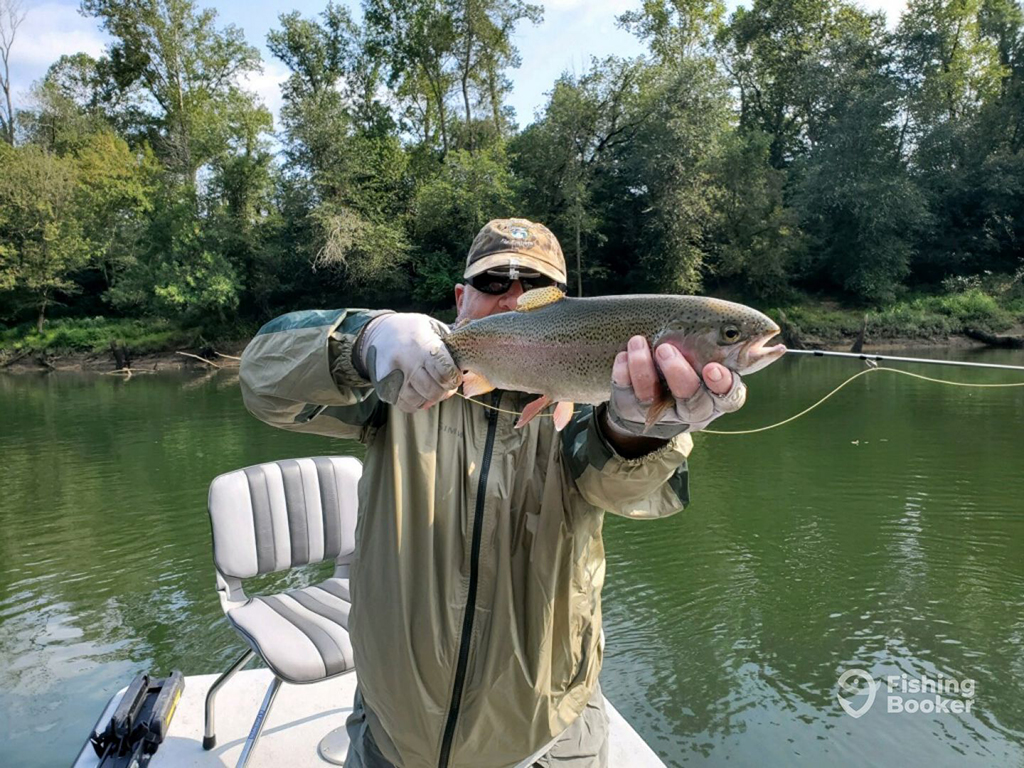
6,0,911,134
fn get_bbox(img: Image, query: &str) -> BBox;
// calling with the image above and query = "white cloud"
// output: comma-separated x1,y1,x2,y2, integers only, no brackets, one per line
6,0,108,107
9,1,107,71
240,58,290,128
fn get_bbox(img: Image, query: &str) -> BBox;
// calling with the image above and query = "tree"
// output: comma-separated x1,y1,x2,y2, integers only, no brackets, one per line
365,0,458,153
709,130,804,299
74,131,158,299
364,0,540,155
0,0,25,145
0,144,91,329
795,19,928,302
80,0,265,185
619,57,732,292
270,5,413,300
718,0,867,168
19,55,113,154
513,58,653,295
450,0,541,147
619,0,726,60
896,0,1016,278
410,146,518,304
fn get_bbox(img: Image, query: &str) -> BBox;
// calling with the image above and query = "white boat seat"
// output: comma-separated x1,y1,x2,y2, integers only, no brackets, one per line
202,456,362,765
226,577,354,683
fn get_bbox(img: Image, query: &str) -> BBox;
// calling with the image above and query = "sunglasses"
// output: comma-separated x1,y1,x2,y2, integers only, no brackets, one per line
469,270,566,296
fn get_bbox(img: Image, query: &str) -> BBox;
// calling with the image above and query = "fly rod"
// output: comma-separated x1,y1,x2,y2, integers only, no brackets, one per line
786,348,1024,372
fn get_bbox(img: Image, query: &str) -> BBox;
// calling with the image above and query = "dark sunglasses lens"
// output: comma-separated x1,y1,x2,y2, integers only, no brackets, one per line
472,276,513,294
470,273,563,294
520,276,556,291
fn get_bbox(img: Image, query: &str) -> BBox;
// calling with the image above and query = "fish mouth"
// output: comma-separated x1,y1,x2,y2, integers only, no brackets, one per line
741,329,787,374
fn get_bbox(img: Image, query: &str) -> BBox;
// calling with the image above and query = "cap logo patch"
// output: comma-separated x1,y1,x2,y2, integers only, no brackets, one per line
509,226,529,240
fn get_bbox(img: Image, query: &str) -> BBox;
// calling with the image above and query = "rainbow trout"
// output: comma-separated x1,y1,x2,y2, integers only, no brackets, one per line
442,287,785,431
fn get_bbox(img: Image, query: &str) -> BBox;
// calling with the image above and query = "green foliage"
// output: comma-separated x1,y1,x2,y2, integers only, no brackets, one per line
0,0,1020,350
0,316,188,354
411,147,518,303
80,0,266,183
709,130,804,299
0,144,92,328
773,287,1017,342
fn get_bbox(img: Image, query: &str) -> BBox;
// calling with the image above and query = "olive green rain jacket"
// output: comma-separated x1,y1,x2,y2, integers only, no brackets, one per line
239,308,692,768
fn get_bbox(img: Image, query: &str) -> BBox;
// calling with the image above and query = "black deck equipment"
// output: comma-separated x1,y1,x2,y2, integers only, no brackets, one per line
89,671,185,767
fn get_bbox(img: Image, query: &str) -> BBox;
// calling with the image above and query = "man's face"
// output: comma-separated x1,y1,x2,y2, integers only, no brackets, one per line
454,279,527,323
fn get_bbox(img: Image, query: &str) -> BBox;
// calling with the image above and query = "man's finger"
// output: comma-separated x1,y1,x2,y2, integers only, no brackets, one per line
409,366,449,406
426,343,462,390
701,363,733,396
655,344,701,400
626,335,659,403
612,351,631,388
708,371,747,413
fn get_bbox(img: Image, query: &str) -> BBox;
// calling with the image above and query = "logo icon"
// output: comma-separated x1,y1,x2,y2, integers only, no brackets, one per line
837,669,877,718
509,226,529,240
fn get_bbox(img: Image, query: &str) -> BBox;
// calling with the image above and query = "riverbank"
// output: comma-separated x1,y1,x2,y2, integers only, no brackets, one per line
2,289,1022,374
0,317,249,374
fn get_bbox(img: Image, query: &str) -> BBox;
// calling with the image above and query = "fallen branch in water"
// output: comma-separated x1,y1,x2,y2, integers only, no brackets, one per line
176,351,221,368
214,350,241,361
0,348,31,368
964,328,1024,349
104,368,153,380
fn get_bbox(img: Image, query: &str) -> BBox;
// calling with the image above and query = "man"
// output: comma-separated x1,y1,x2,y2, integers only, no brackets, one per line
239,218,746,768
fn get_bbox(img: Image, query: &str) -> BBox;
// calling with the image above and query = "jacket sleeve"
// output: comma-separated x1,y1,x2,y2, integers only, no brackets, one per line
560,404,692,519
239,308,392,441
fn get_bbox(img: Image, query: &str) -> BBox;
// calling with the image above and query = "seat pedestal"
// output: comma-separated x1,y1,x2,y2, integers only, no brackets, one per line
317,725,351,765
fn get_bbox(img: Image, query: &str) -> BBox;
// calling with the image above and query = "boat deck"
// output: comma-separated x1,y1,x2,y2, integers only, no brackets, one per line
73,668,665,767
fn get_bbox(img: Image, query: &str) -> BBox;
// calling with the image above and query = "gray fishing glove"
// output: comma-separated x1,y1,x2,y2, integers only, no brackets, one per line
605,371,747,440
355,313,461,412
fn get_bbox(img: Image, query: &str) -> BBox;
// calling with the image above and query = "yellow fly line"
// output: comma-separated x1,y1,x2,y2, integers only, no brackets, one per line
455,366,1024,434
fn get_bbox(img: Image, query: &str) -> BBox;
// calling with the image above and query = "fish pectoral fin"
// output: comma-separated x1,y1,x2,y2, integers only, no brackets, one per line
515,395,552,429
642,392,675,435
552,401,575,432
516,286,565,312
462,370,496,398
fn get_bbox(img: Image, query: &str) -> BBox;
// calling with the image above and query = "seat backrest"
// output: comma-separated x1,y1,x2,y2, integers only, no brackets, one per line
208,456,361,579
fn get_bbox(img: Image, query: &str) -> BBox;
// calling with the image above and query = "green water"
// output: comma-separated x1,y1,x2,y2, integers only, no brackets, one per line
1,350,1023,767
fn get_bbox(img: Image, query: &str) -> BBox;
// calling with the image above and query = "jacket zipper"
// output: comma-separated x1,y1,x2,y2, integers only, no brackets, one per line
437,390,501,768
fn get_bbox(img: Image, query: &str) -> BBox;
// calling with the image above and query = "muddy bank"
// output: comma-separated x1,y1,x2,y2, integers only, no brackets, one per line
1,345,246,374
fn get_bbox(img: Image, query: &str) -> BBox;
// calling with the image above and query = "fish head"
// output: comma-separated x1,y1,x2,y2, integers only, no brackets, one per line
658,298,786,376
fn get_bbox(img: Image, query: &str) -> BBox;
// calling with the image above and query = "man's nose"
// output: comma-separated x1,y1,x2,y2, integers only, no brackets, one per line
497,280,525,310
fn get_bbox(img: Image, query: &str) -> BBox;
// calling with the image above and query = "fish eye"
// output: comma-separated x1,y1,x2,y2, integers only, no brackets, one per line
722,325,741,343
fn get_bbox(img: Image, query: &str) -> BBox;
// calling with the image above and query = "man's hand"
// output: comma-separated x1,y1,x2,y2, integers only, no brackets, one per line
602,335,746,454
357,313,461,412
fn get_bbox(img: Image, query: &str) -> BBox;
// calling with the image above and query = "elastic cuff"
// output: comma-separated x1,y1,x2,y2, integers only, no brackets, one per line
330,310,394,387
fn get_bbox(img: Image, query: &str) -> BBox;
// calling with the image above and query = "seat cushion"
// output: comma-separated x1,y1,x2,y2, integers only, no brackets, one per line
227,577,354,683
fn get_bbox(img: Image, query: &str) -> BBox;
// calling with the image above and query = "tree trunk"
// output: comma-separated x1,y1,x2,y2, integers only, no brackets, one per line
462,72,473,150
575,202,582,297
437,91,449,155
36,299,47,333
965,328,1024,349
487,66,502,136
461,0,474,151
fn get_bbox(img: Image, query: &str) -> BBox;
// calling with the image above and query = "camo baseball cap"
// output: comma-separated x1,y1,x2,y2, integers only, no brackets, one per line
464,218,567,285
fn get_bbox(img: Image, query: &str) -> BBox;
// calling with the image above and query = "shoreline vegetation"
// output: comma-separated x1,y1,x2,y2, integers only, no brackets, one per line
2,0,1023,374
2,287,1021,374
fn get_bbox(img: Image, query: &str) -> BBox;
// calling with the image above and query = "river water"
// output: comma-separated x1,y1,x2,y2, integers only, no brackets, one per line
1,349,1023,767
